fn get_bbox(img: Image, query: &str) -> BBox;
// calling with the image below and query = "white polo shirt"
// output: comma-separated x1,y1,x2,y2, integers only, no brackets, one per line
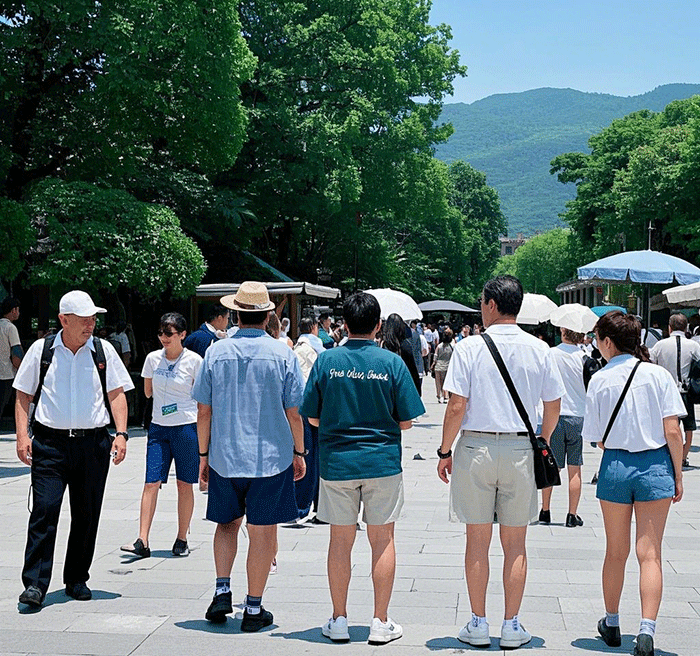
14,332,134,429
444,324,565,432
550,343,587,417
141,348,202,426
582,354,686,451
649,331,700,387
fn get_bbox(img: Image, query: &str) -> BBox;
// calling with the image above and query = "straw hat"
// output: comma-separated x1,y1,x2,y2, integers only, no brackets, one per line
221,281,275,312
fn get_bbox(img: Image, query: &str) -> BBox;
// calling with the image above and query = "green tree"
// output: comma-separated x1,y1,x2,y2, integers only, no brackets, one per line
26,180,206,300
223,0,465,282
0,198,35,283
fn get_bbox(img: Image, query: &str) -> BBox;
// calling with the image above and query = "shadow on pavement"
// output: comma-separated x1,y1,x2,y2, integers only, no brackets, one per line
0,465,29,479
426,635,545,651
175,618,277,635
271,625,370,643
571,635,677,655
17,589,121,613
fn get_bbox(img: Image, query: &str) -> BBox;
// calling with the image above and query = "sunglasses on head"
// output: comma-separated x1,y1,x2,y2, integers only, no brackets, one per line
157,330,178,337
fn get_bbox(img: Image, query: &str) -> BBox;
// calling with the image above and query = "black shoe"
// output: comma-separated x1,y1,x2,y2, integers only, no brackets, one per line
591,472,599,484
566,513,584,527
539,509,551,524
597,618,621,647
121,538,151,558
241,606,273,632
172,538,189,556
309,516,328,525
19,585,44,607
634,633,654,656
205,591,232,623
682,458,690,469
65,582,92,601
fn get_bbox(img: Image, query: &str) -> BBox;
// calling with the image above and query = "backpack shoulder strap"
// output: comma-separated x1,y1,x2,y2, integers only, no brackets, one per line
91,338,114,424
31,335,56,425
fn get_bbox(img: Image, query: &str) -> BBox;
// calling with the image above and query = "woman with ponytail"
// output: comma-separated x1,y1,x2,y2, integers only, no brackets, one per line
583,311,684,656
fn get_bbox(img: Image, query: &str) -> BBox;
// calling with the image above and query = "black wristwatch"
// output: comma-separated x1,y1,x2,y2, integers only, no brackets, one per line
294,448,309,457
437,447,452,459
115,431,129,441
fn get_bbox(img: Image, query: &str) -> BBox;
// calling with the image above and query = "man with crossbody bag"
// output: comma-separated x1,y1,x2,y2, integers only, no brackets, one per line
649,313,700,468
437,276,564,649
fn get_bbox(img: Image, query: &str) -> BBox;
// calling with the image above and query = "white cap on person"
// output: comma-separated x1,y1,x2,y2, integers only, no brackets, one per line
59,290,107,317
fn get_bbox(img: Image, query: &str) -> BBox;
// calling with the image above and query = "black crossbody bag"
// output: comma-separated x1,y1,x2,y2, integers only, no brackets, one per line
600,360,641,446
481,333,561,489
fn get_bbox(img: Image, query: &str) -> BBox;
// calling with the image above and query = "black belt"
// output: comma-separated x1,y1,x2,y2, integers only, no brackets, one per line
34,423,105,438
467,430,529,436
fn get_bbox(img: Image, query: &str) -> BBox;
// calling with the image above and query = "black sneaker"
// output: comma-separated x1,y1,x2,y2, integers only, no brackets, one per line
205,591,232,623
634,633,654,656
539,509,551,524
591,472,599,484
241,607,274,632
19,585,44,608
172,538,189,556
65,582,92,601
597,618,621,647
121,538,151,558
309,516,328,525
566,513,584,527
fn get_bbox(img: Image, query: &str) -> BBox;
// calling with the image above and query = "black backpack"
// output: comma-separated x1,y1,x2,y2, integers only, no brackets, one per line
31,334,112,427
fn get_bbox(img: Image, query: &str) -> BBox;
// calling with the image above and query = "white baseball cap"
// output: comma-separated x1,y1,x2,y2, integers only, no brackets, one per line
59,290,107,317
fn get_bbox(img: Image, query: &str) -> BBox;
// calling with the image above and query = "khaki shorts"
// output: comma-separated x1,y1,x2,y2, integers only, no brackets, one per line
318,473,404,525
450,431,537,527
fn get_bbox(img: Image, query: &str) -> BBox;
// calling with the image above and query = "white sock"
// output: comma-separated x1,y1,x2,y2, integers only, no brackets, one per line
605,612,620,627
471,612,488,627
503,615,520,630
639,618,656,637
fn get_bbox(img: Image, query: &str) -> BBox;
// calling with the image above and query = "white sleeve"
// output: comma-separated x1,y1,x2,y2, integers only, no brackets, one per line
102,340,135,392
540,349,566,402
443,344,471,398
581,379,601,442
141,352,155,379
12,339,44,395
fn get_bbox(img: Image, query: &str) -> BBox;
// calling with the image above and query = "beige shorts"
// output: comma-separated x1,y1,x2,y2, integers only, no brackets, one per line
450,430,537,526
318,473,404,526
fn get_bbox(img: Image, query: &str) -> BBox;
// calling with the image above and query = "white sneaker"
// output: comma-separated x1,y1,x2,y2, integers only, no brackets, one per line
500,620,531,649
368,617,403,644
322,616,350,642
458,619,490,646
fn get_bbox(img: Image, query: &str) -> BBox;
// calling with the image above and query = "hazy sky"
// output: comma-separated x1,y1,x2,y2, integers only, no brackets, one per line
429,0,700,104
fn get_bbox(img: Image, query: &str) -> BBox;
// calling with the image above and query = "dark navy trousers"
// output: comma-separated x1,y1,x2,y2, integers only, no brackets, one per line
22,424,112,594
294,417,320,518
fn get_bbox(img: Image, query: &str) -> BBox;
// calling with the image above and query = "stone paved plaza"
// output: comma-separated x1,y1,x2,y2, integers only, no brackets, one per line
0,391,698,656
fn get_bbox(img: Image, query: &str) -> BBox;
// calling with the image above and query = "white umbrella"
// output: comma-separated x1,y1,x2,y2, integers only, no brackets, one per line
663,281,700,306
365,288,423,320
549,303,599,334
516,293,557,325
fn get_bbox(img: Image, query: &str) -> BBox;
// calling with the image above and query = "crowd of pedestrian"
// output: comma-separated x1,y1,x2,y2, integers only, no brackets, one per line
3,276,691,656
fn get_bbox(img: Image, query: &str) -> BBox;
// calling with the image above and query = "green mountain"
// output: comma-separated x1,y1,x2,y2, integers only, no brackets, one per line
434,84,700,236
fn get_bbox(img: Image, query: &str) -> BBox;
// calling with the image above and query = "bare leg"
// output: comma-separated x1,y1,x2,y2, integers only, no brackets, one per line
465,523,493,617
328,524,356,619
567,465,582,515
500,525,528,619
246,524,277,597
683,430,692,462
600,500,633,614
634,498,672,620
138,482,161,545
541,486,553,512
213,518,242,578
367,523,396,622
176,480,194,541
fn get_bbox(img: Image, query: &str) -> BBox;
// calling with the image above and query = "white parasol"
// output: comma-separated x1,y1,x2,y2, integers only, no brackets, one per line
549,303,599,334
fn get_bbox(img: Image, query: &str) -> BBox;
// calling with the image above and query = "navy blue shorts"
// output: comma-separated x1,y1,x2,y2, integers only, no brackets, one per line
596,445,675,504
145,423,199,484
206,464,298,526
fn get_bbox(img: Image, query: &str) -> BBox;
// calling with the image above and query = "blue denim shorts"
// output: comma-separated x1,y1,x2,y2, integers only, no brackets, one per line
146,422,199,484
596,445,675,504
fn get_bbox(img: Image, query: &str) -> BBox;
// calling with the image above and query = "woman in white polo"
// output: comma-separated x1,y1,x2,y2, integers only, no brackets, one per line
584,311,684,656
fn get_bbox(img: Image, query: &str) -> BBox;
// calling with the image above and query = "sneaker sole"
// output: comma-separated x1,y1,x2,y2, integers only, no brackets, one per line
500,637,532,649
368,633,402,645
18,594,43,608
458,635,490,647
205,611,229,623
322,629,350,643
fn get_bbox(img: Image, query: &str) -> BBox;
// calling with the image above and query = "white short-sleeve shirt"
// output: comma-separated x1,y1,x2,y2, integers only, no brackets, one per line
649,332,700,387
0,317,21,380
141,348,202,426
13,332,134,429
443,324,565,432
582,354,686,451
551,343,587,417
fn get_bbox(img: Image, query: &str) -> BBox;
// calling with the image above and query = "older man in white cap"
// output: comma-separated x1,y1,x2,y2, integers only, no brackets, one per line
13,290,133,608
193,281,306,632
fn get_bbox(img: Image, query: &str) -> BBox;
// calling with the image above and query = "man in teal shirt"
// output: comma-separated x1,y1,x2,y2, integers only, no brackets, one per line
301,292,424,646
